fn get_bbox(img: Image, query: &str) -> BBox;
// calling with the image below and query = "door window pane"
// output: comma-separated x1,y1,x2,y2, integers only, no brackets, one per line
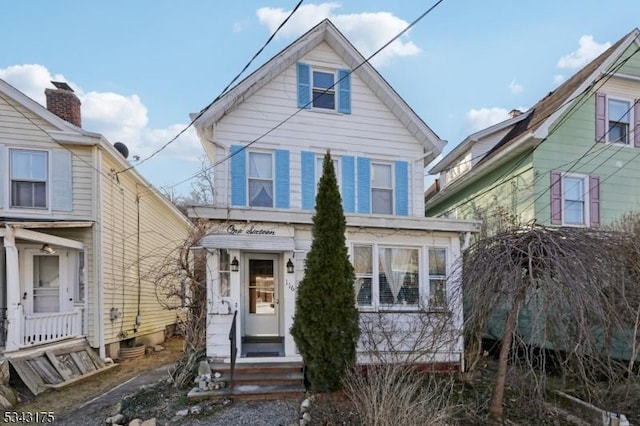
249,259,275,315
33,255,60,313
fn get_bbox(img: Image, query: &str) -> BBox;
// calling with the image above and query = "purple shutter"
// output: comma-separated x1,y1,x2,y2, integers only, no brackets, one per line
595,92,606,142
589,176,600,227
635,99,640,147
550,170,562,224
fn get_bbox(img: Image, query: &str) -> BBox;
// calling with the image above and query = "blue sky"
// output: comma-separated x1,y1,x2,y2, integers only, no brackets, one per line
2,0,640,196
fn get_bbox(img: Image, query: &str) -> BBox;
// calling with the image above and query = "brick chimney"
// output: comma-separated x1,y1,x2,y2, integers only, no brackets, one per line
45,81,81,127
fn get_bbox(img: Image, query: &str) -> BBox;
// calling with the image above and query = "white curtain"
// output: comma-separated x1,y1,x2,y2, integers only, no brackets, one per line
380,248,411,304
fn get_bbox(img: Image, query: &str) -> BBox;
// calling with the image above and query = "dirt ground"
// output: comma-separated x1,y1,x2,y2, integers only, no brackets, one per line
6,336,186,422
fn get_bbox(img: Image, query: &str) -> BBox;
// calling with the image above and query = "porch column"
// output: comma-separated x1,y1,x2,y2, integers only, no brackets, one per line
4,226,22,351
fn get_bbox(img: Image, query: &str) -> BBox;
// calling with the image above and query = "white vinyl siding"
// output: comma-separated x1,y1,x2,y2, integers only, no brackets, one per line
212,42,424,217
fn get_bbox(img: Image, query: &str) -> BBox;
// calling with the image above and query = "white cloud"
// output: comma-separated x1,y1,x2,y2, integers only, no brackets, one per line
509,79,524,94
256,3,420,66
557,35,611,70
553,74,566,85
464,107,510,133
0,64,202,165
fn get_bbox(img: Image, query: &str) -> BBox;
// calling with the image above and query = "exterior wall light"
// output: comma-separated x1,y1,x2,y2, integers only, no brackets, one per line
286,258,294,274
231,256,239,272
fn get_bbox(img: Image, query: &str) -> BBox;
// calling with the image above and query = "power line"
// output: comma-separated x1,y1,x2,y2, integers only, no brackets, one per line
433,39,640,220
160,0,448,194
115,0,305,176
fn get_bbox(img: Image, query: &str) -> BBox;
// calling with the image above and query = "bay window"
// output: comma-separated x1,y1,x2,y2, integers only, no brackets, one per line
352,244,448,310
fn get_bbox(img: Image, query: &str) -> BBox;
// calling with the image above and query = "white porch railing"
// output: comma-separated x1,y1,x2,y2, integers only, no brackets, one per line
22,309,83,346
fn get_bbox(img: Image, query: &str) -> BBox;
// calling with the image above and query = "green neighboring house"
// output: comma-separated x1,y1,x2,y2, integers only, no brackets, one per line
426,28,640,229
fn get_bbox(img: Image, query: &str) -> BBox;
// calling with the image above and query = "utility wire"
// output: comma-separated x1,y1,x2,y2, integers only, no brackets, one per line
159,0,447,194
116,0,305,176
434,39,640,220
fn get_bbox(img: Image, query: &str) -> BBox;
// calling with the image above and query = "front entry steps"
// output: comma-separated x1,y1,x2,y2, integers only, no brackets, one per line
241,336,284,357
188,361,305,401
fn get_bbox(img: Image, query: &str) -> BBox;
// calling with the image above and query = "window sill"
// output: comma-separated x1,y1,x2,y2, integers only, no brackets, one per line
308,107,344,116
358,307,452,315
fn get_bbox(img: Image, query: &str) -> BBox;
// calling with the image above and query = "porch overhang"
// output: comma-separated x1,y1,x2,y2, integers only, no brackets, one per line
1,223,90,249
200,234,295,251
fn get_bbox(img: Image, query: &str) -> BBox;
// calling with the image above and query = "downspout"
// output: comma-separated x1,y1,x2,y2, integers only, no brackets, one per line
135,189,141,330
96,147,106,359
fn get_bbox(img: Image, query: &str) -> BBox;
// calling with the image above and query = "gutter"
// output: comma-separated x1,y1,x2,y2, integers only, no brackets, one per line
427,131,538,211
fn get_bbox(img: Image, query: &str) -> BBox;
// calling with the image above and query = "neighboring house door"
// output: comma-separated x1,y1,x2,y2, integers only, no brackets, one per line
23,249,74,314
243,253,279,336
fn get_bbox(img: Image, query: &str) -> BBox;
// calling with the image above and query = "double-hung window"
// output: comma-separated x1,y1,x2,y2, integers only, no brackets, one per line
312,70,335,110
372,163,393,214
550,171,600,227
218,249,231,298
10,149,47,208
608,98,631,144
428,248,447,309
248,151,273,207
563,176,586,225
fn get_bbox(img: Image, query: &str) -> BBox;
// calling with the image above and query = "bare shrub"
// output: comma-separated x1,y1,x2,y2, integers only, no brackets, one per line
153,220,211,387
343,363,455,426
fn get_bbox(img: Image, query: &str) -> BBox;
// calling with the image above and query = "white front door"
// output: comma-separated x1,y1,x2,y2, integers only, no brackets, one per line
243,253,279,336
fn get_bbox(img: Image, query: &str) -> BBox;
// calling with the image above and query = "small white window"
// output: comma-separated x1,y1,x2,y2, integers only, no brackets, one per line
10,149,48,208
219,249,231,298
372,163,393,214
312,70,335,110
248,152,273,207
563,176,587,225
428,248,447,310
608,98,631,144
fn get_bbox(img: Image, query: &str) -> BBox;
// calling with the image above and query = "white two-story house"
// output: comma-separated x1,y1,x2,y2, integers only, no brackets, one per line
189,20,479,368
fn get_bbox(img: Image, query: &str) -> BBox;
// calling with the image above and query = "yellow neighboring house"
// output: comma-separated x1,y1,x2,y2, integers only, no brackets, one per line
0,79,192,393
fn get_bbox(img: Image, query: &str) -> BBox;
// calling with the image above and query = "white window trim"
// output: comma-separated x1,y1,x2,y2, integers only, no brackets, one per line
371,162,395,215
561,173,590,227
247,150,275,208
311,67,337,112
8,147,51,212
606,96,634,145
351,243,453,313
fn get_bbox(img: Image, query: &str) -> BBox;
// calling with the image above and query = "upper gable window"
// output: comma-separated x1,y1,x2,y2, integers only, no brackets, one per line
312,71,336,110
10,149,47,209
248,151,273,207
596,92,639,146
297,62,351,114
607,98,631,144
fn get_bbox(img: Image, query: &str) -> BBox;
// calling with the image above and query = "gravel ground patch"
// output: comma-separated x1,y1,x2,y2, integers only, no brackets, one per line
178,399,301,426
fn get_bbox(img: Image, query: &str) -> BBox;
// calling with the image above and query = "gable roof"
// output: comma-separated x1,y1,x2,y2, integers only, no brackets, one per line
191,19,445,165
0,78,192,227
427,28,640,206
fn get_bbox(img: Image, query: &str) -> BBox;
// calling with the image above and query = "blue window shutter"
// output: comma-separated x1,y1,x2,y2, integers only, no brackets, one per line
52,149,73,211
297,63,311,109
301,151,315,209
337,69,351,114
357,157,371,214
395,161,408,216
341,156,355,213
230,145,246,206
0,144,4,209
275,149,290,208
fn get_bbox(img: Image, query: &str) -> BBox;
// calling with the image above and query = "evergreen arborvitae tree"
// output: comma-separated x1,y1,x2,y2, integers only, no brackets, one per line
291,150,360,392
